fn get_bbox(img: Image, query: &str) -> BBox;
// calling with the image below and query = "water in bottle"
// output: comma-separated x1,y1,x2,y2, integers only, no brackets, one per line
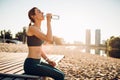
44,15,60,20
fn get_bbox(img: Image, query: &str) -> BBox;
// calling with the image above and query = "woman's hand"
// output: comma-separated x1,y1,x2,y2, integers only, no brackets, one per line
46,13,52,22
47,59,56,67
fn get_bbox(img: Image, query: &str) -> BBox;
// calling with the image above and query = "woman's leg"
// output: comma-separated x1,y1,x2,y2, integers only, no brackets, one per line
35,62,65,80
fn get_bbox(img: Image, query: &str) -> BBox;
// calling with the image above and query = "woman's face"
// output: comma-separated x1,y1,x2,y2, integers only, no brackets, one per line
34,8,44,21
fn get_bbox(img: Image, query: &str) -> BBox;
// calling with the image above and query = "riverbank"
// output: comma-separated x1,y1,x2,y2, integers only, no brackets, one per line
0,43,120,80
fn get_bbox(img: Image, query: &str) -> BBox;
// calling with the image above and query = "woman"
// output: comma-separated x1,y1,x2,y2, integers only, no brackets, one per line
24,7,64,80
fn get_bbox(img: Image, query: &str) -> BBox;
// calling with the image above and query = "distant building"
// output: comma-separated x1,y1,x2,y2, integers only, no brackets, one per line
86,29,91,46
85,29,91,53
95,29,101,54
95,29,101,46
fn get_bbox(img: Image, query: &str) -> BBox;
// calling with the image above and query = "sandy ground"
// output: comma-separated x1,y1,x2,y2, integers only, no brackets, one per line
0,43,120,80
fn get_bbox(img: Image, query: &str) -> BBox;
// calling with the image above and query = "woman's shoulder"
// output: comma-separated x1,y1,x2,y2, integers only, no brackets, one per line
29,25,39,31
28,25,34,30
26,26,34,36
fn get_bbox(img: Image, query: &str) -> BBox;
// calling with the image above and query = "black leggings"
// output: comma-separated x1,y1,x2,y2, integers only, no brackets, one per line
24,58,64,80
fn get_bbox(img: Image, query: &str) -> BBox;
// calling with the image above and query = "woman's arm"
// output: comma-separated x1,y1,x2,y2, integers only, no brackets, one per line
46,13,53,42
40,46,56,67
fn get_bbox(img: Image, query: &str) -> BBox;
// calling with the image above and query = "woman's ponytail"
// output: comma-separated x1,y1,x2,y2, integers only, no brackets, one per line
29,21,32,26
28,7,36,26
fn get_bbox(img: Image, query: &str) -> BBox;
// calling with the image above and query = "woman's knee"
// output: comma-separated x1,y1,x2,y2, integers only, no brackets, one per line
60,72,65,80
55,71,65,80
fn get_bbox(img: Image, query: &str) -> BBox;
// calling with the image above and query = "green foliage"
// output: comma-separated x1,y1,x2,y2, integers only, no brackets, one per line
0,27,26,44
107,36,120,49
15,27,26,43
106,36,120,58
15,32,24,41
53,36,64,45
0,30,12,39
109,37,120,49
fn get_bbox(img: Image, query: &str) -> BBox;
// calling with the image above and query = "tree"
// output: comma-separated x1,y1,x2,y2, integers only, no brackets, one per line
53,36,64,45
0,30,4,38
0,30,12,39
15,27,27,43
15,32,24,41
106,36,120,58
109,37,120,49
22,27,27,44
5,30,12,39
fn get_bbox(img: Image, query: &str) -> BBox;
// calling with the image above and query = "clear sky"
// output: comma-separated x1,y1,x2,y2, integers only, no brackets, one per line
0,0,120,44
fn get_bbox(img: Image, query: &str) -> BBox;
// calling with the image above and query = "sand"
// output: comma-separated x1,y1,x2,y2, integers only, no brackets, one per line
0,43,120,80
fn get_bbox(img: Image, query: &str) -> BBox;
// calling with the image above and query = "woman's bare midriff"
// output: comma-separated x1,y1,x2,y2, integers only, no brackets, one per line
27,46,42,59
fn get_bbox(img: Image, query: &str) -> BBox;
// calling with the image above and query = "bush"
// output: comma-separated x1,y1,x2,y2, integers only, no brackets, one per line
106,36,120,58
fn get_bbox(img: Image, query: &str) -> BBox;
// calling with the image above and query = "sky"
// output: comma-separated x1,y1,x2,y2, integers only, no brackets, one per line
0,0,120,44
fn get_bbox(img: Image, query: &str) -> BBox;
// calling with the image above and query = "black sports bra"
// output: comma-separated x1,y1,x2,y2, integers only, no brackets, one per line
27,35,44,46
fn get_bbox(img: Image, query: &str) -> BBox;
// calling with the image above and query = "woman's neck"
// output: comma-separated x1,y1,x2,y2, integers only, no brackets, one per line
34,21,41,29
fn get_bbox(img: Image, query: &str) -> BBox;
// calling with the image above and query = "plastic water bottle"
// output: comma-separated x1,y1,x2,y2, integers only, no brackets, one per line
44,15,60,20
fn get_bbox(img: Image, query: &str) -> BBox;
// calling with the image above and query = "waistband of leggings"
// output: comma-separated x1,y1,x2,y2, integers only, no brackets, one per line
25,58,41,63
